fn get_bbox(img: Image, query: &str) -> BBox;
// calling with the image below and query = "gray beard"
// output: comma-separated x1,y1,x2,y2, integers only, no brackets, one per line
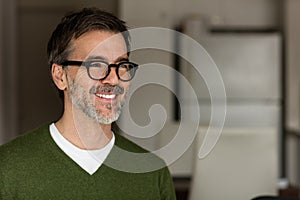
66,73,125,124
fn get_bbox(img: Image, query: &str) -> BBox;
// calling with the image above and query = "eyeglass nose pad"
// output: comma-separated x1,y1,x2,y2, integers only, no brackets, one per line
102,66,119,84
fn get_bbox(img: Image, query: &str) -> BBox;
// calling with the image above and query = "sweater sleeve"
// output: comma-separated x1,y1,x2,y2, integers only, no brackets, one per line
0,149,12,199
0,163,3,198
0,148,6,198
159,167,177,200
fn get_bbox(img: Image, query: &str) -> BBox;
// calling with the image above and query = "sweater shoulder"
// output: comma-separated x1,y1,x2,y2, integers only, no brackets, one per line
109,133,168,173
114,133,150,153
0,123,51,161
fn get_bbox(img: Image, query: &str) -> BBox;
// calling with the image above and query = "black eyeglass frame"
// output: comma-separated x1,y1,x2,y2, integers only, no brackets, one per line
60,60,138,82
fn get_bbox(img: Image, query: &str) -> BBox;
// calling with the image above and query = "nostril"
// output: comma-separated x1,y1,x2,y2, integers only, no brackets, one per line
101,68,119,84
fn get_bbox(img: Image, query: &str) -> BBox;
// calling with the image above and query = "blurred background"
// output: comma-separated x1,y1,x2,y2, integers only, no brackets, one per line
1,0,300,199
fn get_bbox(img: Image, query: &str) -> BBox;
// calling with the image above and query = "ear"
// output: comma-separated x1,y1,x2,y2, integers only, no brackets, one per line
51,63,67,90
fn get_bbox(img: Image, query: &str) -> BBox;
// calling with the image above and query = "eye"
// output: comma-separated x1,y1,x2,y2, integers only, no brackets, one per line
88,61,107,68
119,62,135,71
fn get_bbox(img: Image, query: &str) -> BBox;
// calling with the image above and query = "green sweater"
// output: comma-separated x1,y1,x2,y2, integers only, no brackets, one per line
0,124,176,199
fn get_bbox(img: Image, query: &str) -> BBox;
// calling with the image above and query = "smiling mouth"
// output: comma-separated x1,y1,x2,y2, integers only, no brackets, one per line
95,93,116,100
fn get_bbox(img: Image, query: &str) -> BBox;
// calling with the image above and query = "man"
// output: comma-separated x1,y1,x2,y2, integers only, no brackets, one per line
0,8,176,199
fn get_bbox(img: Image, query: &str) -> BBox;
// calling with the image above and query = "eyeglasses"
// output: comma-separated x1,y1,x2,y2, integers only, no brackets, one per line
60,60,138,82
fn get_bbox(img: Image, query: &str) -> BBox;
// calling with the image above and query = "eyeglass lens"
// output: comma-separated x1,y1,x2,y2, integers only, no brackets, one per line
88,61,136,81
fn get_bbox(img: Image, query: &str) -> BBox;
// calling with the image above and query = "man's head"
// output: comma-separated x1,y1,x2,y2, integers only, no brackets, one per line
48,8,137,124
47,7,130,68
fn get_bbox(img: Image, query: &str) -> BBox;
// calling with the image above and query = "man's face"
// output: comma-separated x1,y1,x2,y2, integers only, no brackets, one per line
65,30,130,124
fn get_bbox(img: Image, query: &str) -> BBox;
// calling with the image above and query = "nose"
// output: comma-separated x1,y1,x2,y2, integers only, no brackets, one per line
101,67,119,85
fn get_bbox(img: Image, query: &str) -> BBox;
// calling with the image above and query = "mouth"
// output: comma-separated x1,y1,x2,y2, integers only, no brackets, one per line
95,93,117,100
91,84,124,106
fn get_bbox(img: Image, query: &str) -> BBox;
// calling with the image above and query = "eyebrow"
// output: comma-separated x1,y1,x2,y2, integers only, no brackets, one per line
86,56,129,62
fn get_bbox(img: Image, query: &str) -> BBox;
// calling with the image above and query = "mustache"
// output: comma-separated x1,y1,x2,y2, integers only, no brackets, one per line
89,84,124,95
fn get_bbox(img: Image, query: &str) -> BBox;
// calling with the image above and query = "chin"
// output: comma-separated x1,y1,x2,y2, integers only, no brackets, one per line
93,111,121,124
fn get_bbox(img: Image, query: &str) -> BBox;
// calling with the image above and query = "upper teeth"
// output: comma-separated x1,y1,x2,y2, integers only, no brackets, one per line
96,94,116,99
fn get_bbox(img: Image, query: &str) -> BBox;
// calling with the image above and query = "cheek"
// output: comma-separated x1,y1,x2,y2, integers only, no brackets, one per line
73,68,89,80
73,70,96,88
121,83,130,96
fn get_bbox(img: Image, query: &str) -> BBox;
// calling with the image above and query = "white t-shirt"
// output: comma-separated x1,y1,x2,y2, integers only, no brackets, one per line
49,123,115,175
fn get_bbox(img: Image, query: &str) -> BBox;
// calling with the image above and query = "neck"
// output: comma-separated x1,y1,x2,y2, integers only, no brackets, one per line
55,105,113,150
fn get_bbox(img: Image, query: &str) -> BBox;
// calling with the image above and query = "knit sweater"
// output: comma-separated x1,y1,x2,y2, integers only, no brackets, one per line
0,124,176,199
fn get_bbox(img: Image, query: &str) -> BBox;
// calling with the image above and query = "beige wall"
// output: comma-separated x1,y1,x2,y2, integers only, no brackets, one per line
285,0,300,130
0,0,18,143
285,0,300,186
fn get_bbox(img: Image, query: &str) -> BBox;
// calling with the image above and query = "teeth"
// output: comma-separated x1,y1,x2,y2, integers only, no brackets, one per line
96,94,116,99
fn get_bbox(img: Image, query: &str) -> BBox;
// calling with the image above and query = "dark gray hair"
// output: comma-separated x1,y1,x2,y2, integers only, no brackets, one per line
47,7,130,66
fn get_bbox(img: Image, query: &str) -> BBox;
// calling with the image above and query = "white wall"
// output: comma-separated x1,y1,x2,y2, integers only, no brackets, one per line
121,0,280,29
119,0,281,165
172,0,280,28
119,0,281,129
190,128,278,200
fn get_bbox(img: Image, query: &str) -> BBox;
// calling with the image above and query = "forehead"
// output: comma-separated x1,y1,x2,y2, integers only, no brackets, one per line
69,30,128,61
